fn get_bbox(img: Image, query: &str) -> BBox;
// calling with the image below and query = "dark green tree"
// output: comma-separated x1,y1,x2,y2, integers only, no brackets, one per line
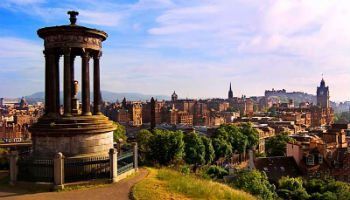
183,132,206,167
148,129,184,165
136,129,154,163
200,136,215,164
265,132,294,156
211,138,232,160
230,169,277,200
239,123,259,150
112,122,127,142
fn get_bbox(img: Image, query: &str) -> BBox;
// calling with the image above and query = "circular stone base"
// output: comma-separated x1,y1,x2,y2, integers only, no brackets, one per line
32,131,113,158
29,115,116,158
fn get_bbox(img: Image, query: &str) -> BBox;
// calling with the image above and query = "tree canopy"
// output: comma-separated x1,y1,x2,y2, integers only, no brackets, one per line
112,122,127,142
148,129,184,165
229,169,277,200
183,132,206,166
265,132,294,156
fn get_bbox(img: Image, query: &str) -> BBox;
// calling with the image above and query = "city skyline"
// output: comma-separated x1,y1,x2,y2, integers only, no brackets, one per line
1,0,350,101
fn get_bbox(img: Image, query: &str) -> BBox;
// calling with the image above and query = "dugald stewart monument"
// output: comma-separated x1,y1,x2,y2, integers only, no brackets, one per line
30,11,116,158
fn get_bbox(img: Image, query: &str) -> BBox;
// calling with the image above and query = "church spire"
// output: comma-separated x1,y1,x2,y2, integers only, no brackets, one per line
228,82,233,99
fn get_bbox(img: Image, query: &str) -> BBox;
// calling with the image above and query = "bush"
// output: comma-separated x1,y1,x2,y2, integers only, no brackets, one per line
206,165,228,180
229,169,277,200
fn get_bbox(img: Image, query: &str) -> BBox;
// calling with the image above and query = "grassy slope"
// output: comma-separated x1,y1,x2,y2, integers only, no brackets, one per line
132,168,256,200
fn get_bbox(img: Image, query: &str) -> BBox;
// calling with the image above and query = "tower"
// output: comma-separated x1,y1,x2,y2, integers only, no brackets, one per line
317,78,330,108
150,97,156,130
171,91,178,102
228,82,233,99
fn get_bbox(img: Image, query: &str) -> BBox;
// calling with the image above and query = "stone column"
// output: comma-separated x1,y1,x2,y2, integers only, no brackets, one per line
109,148,117,183
70,54,75,110
52,53,60,115
93,52,102,115
132,142,138,171
63,48,72,116
44,50,50,115
9,150,18,185
82,51,91,116
54,152,64,190
47,53,59,116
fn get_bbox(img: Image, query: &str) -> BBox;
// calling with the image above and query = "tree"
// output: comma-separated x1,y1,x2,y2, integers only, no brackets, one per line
183,132,206,167
215,124,246,153
277,176,310,200
265,132,294,156
113,122,127,142
239,123,259,150
136,129,153,163
200,136,215,164
212,138,232,160
230,169,277,200
148,129,184,165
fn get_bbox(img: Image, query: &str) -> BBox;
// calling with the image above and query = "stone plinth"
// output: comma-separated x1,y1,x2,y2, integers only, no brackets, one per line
29,115,115,158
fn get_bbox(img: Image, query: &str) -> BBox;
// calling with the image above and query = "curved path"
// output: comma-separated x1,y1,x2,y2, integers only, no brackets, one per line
1,168,148,200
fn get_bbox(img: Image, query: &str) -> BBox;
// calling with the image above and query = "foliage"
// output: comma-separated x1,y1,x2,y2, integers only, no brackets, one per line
206,165,228,180
183,132,206,167
334,111,350,124
201,135,215,164
148,129,184,165
229,169,277,200
179,165,190,175
304,178,350,200
136,129,154,163
112,122,127,142
0,148,9,170
212,123,258,161
239,123,259,150
212,138,233,160
133,168,256,200
265,132,294,156
277,176,310,200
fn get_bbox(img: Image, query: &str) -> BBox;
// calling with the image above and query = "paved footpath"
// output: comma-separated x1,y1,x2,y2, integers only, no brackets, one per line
0,168,148,200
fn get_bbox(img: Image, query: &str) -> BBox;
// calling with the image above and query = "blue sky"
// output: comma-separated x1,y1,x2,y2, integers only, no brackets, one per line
0,0,349,101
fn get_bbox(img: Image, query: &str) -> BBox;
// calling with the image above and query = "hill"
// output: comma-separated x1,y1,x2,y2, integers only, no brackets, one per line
25,91,169,104
132,168,256,200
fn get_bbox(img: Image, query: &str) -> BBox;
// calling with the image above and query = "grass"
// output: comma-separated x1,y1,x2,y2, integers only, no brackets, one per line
132,168,256,200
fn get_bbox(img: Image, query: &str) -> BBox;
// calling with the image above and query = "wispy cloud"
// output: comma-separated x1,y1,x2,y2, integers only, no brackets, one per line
0,0,349,101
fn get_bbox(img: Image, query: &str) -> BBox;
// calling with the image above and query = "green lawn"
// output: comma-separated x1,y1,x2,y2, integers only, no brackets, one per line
132,168,256,200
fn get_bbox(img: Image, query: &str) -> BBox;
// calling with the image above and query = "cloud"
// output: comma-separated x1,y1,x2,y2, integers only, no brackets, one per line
0,0,349,101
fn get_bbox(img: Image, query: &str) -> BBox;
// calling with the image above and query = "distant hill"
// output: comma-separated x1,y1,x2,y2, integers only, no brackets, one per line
25,91,169,104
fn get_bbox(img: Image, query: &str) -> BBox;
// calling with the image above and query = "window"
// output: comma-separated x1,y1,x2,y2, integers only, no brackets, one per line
307,155,314,165
318,154,323,164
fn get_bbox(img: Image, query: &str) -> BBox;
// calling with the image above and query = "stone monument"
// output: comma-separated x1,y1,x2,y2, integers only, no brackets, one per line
29,11,116,158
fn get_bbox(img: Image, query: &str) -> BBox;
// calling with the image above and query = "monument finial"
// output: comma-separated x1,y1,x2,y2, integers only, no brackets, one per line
67,11,79,25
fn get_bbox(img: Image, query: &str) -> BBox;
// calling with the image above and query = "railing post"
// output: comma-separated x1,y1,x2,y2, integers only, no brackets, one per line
132,142,138,171
9,150,18,185
54,152,64,190
109,148,117,183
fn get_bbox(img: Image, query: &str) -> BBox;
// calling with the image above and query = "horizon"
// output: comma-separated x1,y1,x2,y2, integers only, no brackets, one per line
1,0,350,101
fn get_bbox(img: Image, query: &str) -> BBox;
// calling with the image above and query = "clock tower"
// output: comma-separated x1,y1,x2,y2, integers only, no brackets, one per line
316,78,329,108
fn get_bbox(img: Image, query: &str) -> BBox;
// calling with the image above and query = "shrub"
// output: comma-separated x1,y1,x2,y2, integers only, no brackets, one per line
206,165,228,180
